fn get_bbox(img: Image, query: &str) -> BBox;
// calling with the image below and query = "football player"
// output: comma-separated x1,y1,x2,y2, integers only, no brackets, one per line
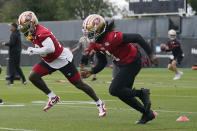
17,11,106,117
160,29,184,80
81,14,158,124
72,36,97,81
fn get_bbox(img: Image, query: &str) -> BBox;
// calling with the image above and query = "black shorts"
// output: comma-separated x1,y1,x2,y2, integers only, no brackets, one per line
89,55,94,64
169,56,183,65
80,55,95,65
32,60,81,83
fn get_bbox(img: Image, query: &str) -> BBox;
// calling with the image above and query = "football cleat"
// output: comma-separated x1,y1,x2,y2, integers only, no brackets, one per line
173,71,183,80
97,101,106,117
139,88,151,113
43,96,60,111
22,80,27,85
136,110,155,124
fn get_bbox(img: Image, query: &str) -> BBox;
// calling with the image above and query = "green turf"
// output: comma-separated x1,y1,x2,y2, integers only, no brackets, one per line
0,67,197,131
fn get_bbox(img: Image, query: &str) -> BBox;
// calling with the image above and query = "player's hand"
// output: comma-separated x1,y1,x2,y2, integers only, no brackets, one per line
26,47,35,56
160,43,167,51
150,54,158,66
71,49,75,54
80,69,92,78
1,42,6,46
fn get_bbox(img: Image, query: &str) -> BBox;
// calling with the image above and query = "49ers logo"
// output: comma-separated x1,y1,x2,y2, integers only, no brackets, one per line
92,18,100,26
25,14,32,22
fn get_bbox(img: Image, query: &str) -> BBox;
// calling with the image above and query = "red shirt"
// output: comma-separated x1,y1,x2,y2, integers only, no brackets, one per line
87,31,137,63
30,24,63,63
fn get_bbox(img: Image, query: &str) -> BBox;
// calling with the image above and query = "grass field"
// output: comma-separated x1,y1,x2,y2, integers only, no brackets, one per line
0,67,197,131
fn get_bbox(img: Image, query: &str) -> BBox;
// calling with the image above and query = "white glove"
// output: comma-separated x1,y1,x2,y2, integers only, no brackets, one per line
26,47,35,56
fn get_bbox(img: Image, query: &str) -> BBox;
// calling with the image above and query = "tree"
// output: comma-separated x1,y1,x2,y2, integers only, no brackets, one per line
56,0,116,20
188,0,197,14
0,0,116,22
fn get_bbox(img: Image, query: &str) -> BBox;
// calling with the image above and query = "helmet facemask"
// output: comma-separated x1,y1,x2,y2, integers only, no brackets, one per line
18,11,38,40
168,34,176,40
82,24,106,42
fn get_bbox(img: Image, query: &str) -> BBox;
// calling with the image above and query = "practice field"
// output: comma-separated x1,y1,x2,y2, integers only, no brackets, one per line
0,67,197,131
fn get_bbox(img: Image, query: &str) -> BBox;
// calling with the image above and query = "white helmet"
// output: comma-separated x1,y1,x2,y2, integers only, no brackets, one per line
18,11,38,40
168,29,176,40
82,14,106,42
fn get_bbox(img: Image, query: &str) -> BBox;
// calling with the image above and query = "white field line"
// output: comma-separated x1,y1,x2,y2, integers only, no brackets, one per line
0,104,25,107
152,95,197,98
54,104,197,114
0,127,33,131
30,101,197,114
56,90,197,98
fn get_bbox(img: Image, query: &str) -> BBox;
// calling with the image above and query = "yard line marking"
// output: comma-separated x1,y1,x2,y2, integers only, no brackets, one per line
0,127,33,131
30,101,197,114
56,91,197,98
56,90,108,94
152,95,197,98
0,104,25,107
53,104,197,114
32,100,115,105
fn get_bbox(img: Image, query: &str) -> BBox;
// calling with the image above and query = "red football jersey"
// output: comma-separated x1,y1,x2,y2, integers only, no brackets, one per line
87,31,137,63
30,24,63,63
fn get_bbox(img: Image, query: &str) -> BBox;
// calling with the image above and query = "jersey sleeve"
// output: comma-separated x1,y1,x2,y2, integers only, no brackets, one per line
122,33,153,56
86,42,100,54
108,31,123,47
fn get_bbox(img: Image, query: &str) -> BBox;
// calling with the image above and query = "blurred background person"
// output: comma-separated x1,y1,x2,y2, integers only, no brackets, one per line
1,23,27,85
160,29,184,80
72,36,97,81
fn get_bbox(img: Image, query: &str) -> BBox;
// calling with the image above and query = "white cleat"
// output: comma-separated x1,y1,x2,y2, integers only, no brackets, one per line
97,101,106,117
173,71,183,80
43,96,60,111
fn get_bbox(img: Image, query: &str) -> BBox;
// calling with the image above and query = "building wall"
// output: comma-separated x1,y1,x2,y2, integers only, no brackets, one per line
0,16,197,67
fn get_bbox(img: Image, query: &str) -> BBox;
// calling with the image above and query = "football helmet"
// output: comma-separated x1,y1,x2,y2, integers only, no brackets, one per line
168,29,176,40
82,14,106,42
18,11,38,40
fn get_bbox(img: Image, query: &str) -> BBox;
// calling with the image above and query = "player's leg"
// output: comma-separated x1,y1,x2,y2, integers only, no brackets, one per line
79,55,89,73
14,54,26,84
29,61,59,111
168,63,174,72
171,60,178,74
172,59,183,80
59,61,106,117
8,58,15,85
79,64,84,72
109,64,146,113
90,63,97,81
109,57,154,124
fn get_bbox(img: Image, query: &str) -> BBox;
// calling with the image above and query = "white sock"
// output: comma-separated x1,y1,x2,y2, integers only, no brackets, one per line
96,99,102,105
47,92,56,99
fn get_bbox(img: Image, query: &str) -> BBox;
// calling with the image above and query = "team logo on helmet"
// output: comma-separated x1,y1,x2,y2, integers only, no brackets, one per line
92,18,100,26
25,14,32,22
